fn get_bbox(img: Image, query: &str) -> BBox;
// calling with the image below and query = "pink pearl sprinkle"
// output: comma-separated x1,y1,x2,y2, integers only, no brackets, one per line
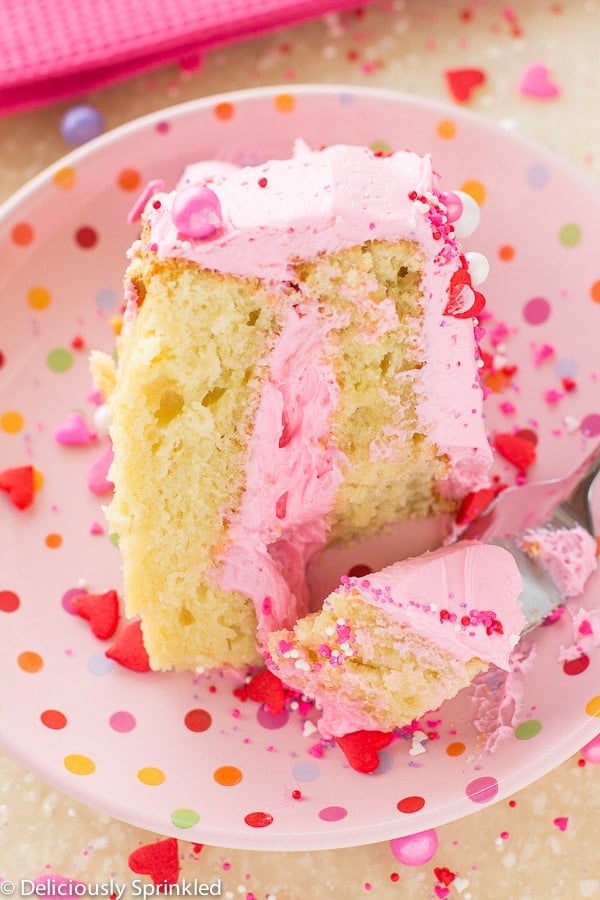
172,185,222,238
443,191,463,224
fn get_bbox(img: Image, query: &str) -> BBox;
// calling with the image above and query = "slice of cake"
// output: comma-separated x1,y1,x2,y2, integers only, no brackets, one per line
92,142,493,673
267,541,526,738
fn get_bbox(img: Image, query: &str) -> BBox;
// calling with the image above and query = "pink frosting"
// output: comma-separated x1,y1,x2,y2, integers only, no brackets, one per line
518,525,598,599
131,144,493,647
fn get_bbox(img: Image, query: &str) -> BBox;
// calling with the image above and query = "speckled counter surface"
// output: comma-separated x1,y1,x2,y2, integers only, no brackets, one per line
1,1,600,897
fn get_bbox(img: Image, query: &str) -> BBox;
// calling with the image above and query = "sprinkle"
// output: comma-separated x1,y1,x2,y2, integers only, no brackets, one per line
105,620,150,672
0,465,35,509
335,729,394,773
128,837,180,886
444,68,486,103
171,185,222,239
258,177,268,188
71,589,120,640
53,411,97,445
518,63,560,100
494,432,537,474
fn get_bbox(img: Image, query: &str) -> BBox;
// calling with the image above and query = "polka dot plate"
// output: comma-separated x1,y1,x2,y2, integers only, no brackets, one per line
1,85,599,851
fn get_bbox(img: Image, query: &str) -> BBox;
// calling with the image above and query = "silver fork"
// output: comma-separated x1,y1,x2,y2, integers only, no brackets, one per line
459,441,600,626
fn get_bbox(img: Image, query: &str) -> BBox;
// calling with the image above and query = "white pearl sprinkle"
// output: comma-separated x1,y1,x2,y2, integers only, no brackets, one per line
465,250,490,285
453,190,481,238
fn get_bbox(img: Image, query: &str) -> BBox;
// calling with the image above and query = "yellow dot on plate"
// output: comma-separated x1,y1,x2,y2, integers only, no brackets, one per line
64,754,96,776
213,765,243,786
437,119,456,139
460,179,486,205
53,167,77,190
586,695,600,717
0,410,24,434
274,93,295,113
33,468,44,492
138,766,166,786
27,286,51,310
17,650,44,673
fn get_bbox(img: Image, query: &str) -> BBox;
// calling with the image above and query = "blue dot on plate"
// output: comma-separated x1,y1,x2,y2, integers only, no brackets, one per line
292,761,320,782
88,653,115,676
338,92,354,105
96,288,119,310
554,357,578,379
526,162,550,189
373,749,394,774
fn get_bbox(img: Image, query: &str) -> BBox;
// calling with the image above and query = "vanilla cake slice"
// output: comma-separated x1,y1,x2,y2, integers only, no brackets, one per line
91,142,493,673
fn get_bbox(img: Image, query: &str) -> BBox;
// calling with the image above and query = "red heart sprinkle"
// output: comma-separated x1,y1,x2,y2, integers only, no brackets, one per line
494,433,537,473
244,669,286,715
434,867,456,887
444,285,486,319
445,68,486,103
455,483,507,525
0,465,35,510
71,589,120,640
128,837,180,887
105,620,150,672
335,729,394,774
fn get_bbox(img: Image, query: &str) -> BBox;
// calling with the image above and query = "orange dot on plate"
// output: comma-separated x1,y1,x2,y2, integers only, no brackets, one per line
214,765,243,786
64,754,96,775
446,741,466,756
118,168,142,191
1,410,24,433
45,533,63,549
274,94,295,113
461,179,486,205
590,280,600,303
53,167,77,190
11,222,34,246
437,119,456,139
27,286,51,310
18,650,44,673
41,709,67,729
214,102,234,121
33,468,44,492
498,244,515,262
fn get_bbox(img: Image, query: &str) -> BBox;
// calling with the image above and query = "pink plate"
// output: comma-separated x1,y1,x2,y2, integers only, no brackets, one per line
1,85,599,851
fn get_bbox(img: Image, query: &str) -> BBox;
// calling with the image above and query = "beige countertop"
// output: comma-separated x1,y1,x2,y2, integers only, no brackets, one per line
1,1,600,897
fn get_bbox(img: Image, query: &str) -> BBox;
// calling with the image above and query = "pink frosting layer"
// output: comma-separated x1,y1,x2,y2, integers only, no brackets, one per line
134,144,493,646
332,541,526,667
519,525,598,599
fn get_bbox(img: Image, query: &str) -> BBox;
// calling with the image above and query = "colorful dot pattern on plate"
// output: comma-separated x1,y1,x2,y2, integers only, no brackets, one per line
0,86,599,851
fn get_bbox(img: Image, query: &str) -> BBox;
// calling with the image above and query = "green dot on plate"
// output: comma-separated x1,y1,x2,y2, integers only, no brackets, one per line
171,807,200,828
47,348,74,373
558,223,581,247
109,532,120,548
369,139,392,154
515,719,542,740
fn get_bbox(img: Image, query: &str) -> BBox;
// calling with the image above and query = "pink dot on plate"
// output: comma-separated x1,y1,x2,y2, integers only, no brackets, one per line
318,805,348,822
109,710,136,732
523,296,551,325
389,828,438,865
256,706,289,730
465,775,499,804
581,413,600,437
581,733,600,763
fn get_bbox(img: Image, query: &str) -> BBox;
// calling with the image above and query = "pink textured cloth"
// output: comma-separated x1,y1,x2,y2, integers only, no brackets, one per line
0,0,370,115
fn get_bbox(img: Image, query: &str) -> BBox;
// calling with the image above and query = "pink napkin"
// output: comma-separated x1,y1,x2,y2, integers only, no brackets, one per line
1,0,371,115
